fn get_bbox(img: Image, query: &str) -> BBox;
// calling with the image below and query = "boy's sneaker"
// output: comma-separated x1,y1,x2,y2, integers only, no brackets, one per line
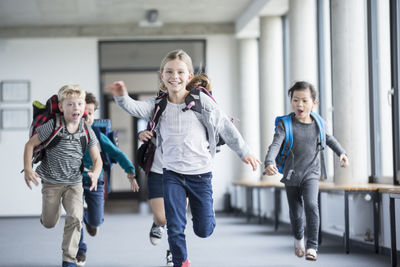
181,259,190,267
76,252,86,266
166,250,173,266
85,223,99,236
305,248,317,261
62,261,77,267
149,222,165,245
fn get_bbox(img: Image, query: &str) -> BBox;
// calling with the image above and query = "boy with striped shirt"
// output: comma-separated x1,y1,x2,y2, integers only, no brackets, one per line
23,85,102,267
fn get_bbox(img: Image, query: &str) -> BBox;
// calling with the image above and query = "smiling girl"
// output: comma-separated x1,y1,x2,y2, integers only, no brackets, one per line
106,49,260,267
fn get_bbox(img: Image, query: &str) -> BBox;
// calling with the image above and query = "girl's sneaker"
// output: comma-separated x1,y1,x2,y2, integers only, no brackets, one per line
166,250,173,266
305,248,317,261
149,222,165,245
294,237,305,257
62,261,77,267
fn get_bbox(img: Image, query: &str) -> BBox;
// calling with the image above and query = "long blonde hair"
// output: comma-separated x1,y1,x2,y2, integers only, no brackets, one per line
159,49,194,91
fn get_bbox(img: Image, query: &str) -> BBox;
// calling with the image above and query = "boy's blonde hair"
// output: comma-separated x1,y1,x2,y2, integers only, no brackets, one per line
58,84,86,103
159,49,194,91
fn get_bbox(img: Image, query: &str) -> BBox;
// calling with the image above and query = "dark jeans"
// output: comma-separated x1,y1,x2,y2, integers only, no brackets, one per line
78,180,105,254
163,169,216,267
285,178,319,250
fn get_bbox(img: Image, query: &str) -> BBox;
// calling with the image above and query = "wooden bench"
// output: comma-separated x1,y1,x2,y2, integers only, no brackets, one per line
233,180,399,255
379,187,400,267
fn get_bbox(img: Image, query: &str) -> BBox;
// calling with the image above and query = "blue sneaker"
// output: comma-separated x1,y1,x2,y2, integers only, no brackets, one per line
62,261,77,267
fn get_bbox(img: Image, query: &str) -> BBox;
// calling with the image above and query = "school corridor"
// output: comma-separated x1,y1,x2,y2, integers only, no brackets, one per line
0,199,393,267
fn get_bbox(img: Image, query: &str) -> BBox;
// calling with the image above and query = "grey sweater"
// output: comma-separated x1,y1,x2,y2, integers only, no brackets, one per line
264,117,346,186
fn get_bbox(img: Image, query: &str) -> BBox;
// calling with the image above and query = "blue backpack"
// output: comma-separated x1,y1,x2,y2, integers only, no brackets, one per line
91,119,118,189
274,112,326,174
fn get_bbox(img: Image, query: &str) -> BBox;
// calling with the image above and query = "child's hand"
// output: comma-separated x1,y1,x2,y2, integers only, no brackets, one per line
138,130,153,142
88,172,98,191
339,154,349,168
105,81,127,97
242,155,261,171
264,164,278,176
24,169,40,189
127,173,140,192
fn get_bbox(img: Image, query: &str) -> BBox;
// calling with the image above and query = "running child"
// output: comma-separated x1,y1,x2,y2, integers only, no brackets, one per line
23,85,102,267
76,92,139,266
106,49,260,267
264,81,349,261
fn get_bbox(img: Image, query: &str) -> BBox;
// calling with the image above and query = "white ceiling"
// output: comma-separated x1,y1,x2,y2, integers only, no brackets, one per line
0,0,288,37
0,0,253,27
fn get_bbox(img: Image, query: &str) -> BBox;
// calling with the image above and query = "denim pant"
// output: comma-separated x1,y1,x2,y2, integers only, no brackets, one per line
78,180,105,254
285,178,319,250
163,169,216,267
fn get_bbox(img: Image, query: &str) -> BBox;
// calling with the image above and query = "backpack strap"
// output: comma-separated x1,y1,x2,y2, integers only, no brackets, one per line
183,86,216,113
149,91,168,131
310,111,326,149
275,113,294,159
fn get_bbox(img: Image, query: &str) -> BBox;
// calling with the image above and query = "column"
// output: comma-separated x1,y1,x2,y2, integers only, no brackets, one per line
289,0,318,85
331,0,369,184
238,38,261,181
259,16,285,182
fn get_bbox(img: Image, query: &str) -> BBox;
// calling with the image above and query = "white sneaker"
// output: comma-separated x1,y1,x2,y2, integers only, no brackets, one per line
149,222,165,246
166,249,173,266
306,248,317,261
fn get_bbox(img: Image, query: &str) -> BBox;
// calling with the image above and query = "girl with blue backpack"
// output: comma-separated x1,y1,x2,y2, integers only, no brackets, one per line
264,81,349,261
106,49,260,267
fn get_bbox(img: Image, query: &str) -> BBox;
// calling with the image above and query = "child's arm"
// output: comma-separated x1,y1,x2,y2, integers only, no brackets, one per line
23,134,42,189
263,121,286,176
99,132,139,192
106,81,155,121
326,134,349,168
88,145,102,191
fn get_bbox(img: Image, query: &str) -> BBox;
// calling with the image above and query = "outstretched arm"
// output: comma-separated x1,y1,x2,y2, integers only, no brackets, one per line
23,134,42,189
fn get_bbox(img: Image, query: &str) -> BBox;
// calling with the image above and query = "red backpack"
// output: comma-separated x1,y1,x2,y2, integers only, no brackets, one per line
28,94,89,166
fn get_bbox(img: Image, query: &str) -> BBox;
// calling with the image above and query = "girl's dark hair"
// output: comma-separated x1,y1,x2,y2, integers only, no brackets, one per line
288,81,317,101
85,92,99,110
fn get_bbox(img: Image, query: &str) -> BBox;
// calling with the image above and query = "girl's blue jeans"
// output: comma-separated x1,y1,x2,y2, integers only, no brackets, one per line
78,180,105,254
163,169,216,267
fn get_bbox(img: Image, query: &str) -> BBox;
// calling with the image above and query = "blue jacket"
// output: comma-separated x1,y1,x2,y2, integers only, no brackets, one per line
82,131,135,182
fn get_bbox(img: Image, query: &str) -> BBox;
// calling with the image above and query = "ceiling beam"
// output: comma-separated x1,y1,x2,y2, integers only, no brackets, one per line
0,23,234,38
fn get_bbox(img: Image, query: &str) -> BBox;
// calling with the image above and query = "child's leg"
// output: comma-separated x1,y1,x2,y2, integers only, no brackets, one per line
83,180,105,228
285,186,304,240
163,170,189,266
185,172,215,238
148,171,167,226
61,183,84,263
40,181,63,228
150,198,167,225
302,179,319,250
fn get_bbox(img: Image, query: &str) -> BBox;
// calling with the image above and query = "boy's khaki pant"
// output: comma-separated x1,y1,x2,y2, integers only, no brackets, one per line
41,181,83,263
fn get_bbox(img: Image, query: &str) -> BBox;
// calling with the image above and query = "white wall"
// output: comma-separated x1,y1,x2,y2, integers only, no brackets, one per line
0,35,242,215
0,38,99,216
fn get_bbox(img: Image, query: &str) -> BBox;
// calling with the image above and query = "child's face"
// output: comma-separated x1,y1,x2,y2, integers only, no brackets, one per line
85,103,96,126
290,88,317,122
160,59,193,94
58,96,85,123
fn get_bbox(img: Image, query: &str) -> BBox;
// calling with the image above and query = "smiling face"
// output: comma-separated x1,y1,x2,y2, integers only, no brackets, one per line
160,59,193,94
59,96,86,124
290,88,317,123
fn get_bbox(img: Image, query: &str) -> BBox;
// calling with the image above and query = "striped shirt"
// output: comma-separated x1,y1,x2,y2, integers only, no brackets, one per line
35,118,98,184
